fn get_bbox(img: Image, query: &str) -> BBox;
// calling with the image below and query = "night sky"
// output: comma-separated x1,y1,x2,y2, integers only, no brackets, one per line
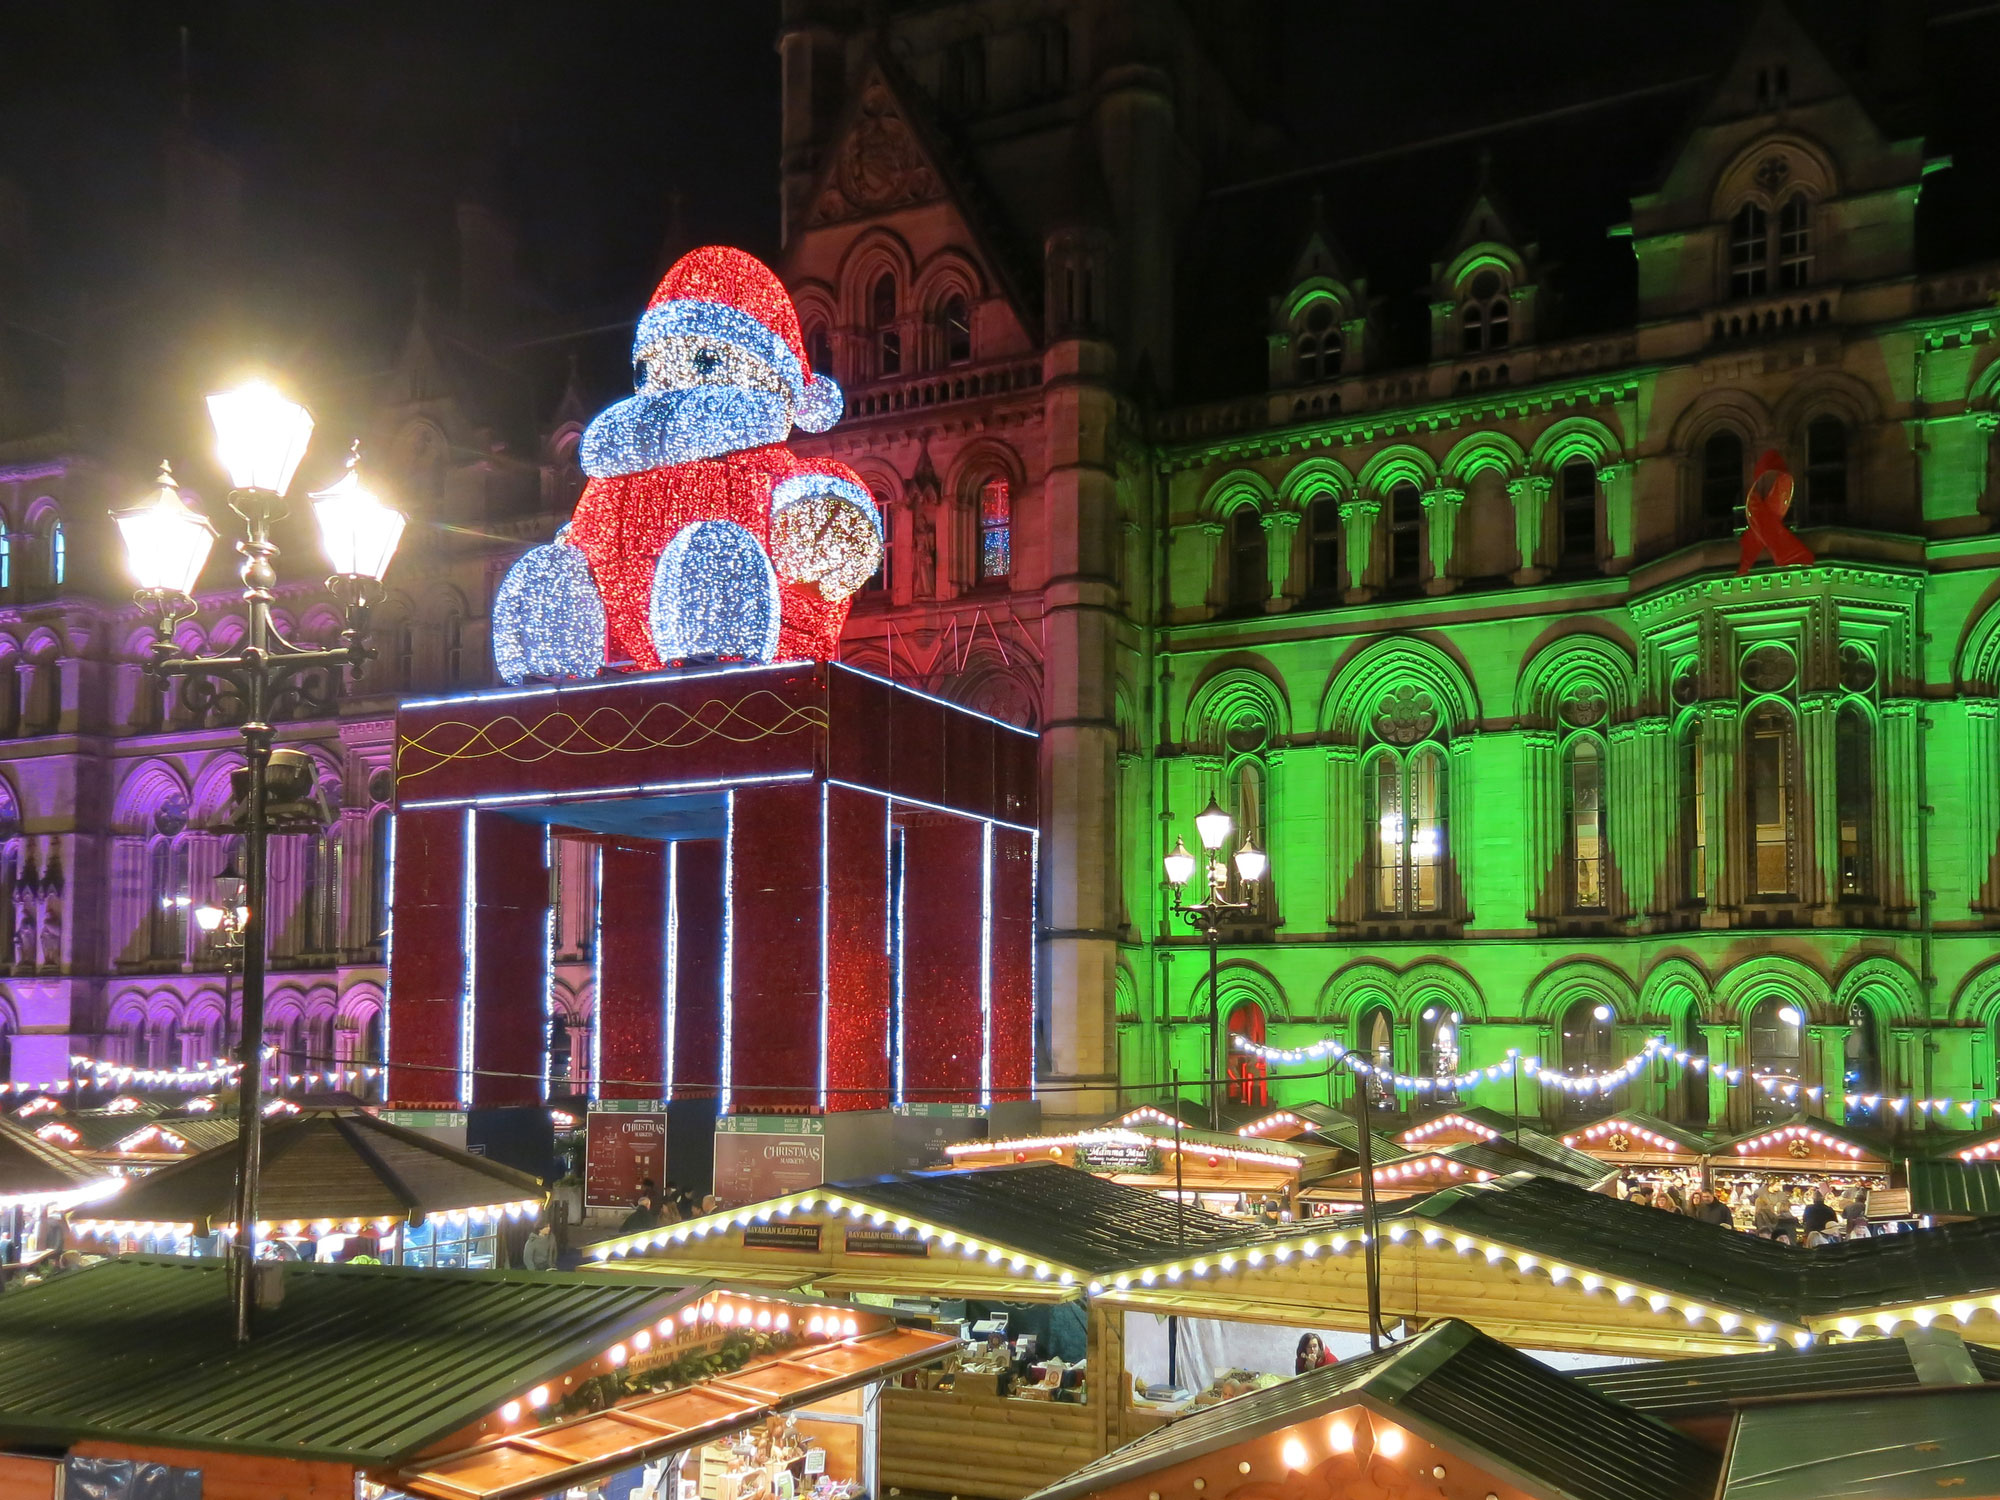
0,0,1985,463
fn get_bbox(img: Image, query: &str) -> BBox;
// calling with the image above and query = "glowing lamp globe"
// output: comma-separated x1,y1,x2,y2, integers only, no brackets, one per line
206,380,315,495
309,450,406,581
116,463,217,596
1194,799,1234,853
1233,841,1268,884
193,904,226,934
1163,838,1197,888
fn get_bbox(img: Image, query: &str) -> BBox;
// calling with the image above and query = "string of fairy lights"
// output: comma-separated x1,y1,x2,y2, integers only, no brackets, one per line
1231,1031,2000,1123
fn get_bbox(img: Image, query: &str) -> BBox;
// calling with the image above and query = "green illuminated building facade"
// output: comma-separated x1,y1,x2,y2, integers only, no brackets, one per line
780,1,2000,1130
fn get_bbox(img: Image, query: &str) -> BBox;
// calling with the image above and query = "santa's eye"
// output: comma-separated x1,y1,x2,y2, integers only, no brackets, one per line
692,346,723,377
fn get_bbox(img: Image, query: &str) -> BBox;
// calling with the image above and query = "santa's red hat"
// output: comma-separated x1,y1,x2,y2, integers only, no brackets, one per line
632,246,843,432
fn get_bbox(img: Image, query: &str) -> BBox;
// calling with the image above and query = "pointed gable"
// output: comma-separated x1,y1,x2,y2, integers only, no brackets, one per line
1270,194,1370,388
807,71,946,228
1429,156,1541,359
1696,0,1860,125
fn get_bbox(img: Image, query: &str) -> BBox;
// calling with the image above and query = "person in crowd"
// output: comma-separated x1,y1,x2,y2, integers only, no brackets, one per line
620,1193,661,1235
1627,1186,1654,1209
1843,1183,1871,1236
1689,1188,1735,1227
1753,1184,1797,1242
1800,1188,1838,1239
522,1219,558,1271
1657,1184,1686,1214
1296,1332,1336,1373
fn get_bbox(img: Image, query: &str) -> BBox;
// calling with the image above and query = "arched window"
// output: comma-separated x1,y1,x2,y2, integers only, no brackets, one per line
1306,496,1341,599
368,811,392,954
1777,194,1811,288
805,323,833,378
1804,415,1847,524
1360,1003,1395,1109
1417,1004,1459,1102
1227,506,1267,612
302,824,340,955
47,523,64,588
388,622,414,693
148,836,191,962
1225,1001,1269,1106
1835,705,1874,900
1294,301,1341,382
1386,483,1422,587
145,1011,176,1070
871,273,901,377
1679,1008,1710,1125
1745,701,1798,898
978,477,1011,582
1679,719,1706,905
1226,756,1268,916
939,294,972,365
442,612,465,685
0,535,12,594
1559,998,1618,1119
1565,736,1607,912
1701,432,1744,532
1729,202,1769,298
1843,997,1881,1122
1458,270,1508,353
1558,460,1597,565
548,1012,574,1093
1368,744,1447,916
1747,996,1803,1124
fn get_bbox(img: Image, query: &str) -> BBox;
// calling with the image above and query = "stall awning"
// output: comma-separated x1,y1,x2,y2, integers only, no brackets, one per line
392,1325,954,1500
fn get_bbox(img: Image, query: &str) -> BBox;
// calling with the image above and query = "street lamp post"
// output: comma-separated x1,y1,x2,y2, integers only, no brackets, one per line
1162,798,1267,1130
116,382,406,1342
194,852,250,1062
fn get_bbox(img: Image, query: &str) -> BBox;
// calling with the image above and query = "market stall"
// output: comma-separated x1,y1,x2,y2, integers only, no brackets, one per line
66,1106,544,1265
29,1108,237,1175
943,1119,1335,1218
0,1256,951,1500
1557,1113,1714,1202
0,1116,117,1272
1707,1115,1891,1234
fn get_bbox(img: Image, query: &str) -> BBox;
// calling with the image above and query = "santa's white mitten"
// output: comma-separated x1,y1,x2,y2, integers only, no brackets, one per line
769,474,884,601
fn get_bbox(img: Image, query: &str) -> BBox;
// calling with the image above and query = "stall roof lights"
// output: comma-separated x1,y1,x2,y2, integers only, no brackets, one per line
943,1126,1302,1171
1731,1125,1868,1159
1399,1114,1500,1145
1562,1119,1684,1153
1238,1112,1302,1138
72,1196,539,1240
1370,1157,1491,1185
1114,1106,1192,1130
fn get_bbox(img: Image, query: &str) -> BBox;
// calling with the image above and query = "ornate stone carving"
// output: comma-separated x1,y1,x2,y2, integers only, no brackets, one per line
1374,685,1438,745
810,82,942,226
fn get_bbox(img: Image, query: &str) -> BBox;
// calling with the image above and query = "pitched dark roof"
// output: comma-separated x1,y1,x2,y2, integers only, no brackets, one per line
70,1109,542,1232
1723,1387,2000,1499
831,1163,1272,1277
1711,1113,1891,1162
1574,1329,1991,1416
1026,1319,1716,1500
1400,1174,2000,1323
1447,1133,1613,1186
42,1112,237,1155
1558,1113,1715,1158
1263,1105,1411,1163
0,1256,690,1463
0,1115,109,1196
1908,1160,2000,1219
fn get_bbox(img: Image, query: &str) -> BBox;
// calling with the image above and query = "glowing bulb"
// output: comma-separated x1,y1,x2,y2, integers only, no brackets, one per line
1329,1421,1353,1453
501,1401,521,1423
1377,1427,1405,1459
528,1386,550,1409
1281,1439,1308,1471
607,1344,628,1367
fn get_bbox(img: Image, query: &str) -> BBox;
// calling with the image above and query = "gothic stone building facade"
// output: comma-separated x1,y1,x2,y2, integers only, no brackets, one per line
7,1,2000,1134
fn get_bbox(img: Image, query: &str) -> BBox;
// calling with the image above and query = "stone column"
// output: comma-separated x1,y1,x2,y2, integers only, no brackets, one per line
1807,1022,1851,1115
1598,461,1635,572
1338,498,1378,603
1167,521,1224,621
1700,1021,1744,1129
1881,698,1922,913
1264,510,1301,612
1326,745,1361,926
1798,690,1839,916
1700,702,1740,922
1421,484,1464,596
1509,474,1553,585
1521,728,1559,921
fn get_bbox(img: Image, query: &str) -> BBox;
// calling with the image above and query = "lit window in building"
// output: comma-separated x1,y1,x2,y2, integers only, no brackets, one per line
1459,269,1508,353
1294,300,1341,382
1729,202,1769,298
1835,704,1874,900
1680,721,1706,904
1387,483,1422,586
1747,996,1802,1124
1369,745,1446,916
1804,415,1847,524
48,523,63,587
1566,736,1607,912
443,612,465,685
1745,701,1798,897
0,535,12,594
978,478,1011,582
872,274,900,377
1418,1004,1458,1101
1560,998,1617,1118
805,323,833,378
1227,506,1266,612
1361,1003,1395,1109
1558,460,1597,565
1225,1001,1269,1106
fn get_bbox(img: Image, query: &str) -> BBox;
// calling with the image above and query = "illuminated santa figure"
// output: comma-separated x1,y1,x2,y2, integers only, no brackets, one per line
491,246,881,682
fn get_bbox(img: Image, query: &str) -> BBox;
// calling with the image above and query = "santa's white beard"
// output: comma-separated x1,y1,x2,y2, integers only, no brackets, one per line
580,385,791,477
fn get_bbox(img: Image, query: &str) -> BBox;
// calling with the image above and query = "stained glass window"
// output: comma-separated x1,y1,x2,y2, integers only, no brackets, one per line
979,477,1011,581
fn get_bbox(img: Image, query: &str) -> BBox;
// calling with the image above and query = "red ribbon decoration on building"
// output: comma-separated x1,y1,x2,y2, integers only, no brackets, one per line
1736,448,1816,575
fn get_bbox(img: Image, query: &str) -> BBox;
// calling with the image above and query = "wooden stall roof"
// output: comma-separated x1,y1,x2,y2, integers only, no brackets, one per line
0,1257,696,1463
1092,1173,2000,1357
1573,1328,2000,1417
1396,1107,1521,1148
945,1123,1334,1184
1710,1114,1892,1171
1307,1138,1611,1200
34,1113,238,1160
1908,1160,2000,1220
1023,1319,1717,1500
68,1108,541,1234
395,1323,953,1500
1946,1124,2000,1163
1559,1113,1715,1161
1721,1388,2000,1499
0,1115,111,1200
1237,1106,1413,1165
591,1162,1276,1298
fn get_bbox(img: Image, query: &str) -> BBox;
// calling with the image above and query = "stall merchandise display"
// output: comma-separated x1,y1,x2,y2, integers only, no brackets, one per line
683,1416,860,1500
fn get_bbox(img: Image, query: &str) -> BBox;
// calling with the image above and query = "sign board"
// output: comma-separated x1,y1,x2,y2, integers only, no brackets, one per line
713,1116,825,1207
743,1221,823,1253
890,1102,990,1170
379,1110,468,1129
1078,1139,1158,1172
844,1224,927,1257
586,1110,667,1211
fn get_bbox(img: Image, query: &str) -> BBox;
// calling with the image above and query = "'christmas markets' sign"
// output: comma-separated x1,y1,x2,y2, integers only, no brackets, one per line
585,1110,666,1211
714,1116,826,1207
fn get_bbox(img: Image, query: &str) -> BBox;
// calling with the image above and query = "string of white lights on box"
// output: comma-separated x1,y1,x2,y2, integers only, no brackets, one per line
70,1196,543,1243
1228,1034,1675,1094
